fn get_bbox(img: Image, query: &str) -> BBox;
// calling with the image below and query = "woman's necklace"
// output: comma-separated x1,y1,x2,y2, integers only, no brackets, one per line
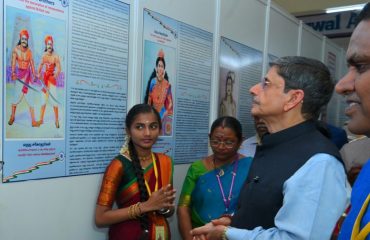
213,155,239,213
138,154,152,162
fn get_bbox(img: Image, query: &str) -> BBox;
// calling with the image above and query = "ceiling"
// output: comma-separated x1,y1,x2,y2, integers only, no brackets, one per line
272,0,367,16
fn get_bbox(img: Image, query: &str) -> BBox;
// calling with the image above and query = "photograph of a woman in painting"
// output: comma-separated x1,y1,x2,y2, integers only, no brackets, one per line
219,71,236,117
144,49,173,136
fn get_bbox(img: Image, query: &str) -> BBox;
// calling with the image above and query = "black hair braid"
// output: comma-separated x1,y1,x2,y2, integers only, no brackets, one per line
144,71,155,103
128,140,150,237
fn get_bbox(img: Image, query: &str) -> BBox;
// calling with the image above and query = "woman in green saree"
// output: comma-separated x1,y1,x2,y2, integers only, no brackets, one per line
95,104,176,240
177,116,252,240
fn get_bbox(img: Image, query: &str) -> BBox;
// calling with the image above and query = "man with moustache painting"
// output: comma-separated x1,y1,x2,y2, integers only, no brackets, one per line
8,29,39,127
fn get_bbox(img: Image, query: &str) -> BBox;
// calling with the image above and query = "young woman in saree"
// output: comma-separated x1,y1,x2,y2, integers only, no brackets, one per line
145,49,173,136
95,104,176,240
177,116,252,240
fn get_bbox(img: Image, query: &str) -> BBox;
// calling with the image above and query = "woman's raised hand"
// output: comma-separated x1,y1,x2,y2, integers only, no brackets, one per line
141,184,176,212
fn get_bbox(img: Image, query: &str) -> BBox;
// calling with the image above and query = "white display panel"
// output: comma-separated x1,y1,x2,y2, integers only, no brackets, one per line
300,25,324,61
268,5,300,57
218,0,266,146
141,8,214,164
137,3,216,239
2,0,130,183
325,40,347,127
220,0,267,51
218,37,263,139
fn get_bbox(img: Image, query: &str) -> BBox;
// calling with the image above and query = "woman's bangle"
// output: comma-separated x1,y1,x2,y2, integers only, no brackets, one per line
134,202,143,217
128,202,143,219
128,204,134,219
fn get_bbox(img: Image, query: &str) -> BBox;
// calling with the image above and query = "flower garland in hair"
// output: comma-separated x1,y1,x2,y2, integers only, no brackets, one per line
120,135,130,155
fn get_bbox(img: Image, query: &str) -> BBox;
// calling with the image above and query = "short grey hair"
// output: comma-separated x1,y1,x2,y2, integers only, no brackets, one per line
270,56,334,120
356,2,370,26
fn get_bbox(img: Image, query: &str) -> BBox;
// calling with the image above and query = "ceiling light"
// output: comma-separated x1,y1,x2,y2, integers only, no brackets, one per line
326,3,366,13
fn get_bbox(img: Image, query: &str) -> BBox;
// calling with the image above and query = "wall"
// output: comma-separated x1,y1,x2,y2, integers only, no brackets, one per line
0,0,346,239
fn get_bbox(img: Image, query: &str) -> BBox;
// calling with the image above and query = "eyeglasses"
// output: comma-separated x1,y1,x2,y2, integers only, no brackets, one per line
210,139,236,149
